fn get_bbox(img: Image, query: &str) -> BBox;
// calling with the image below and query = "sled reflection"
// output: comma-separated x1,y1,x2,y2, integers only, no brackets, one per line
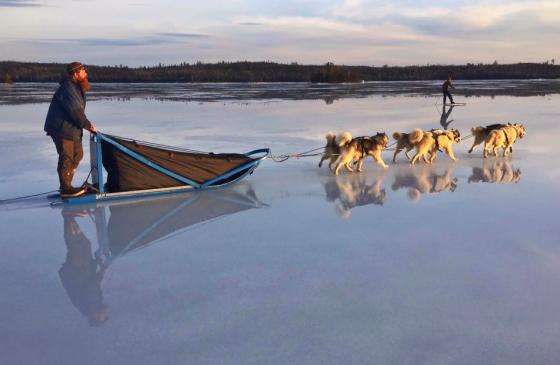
391,165,458,201
58,184,264,325
468,159,521,184
324,171,386,219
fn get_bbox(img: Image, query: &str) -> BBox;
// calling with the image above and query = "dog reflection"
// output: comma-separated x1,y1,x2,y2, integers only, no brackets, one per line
324,172,386,219
391,166,457,201
468,159,521,184
59,209,108,326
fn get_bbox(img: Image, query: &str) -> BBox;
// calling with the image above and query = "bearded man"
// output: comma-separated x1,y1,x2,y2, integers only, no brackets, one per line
44,62,97,198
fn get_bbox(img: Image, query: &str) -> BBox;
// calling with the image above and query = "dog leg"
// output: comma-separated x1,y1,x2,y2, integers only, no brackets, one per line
345,161,354,173
411,153,421,165
392,149,401,163
334,161,343,176
483,142,491,158
356,158,364,172
405,148,413,160
468,137,482,154
427,149,436,164
372,151,388,169
504,142,514,157
328,160,333,171
328,156,339,171
318,155,326,167
376,157,388,169
446,146,458,161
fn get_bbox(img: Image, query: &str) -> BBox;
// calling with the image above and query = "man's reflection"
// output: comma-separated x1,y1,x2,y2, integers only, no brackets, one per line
468,159,521,184
59,208,108,326
439,104,455,130
324,171,386,219
57,185,264,325
392,166,457,201
322,95,338,105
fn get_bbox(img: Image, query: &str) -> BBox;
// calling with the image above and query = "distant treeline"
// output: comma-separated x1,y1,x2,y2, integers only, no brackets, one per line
2,61,560,83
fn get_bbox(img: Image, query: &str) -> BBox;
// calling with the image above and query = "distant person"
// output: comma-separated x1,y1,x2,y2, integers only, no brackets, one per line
439,104,455,130
442,76,455,105
44,62,97,198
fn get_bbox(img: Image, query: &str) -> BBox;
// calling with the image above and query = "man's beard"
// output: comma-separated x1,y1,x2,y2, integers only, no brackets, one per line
78,77,90,92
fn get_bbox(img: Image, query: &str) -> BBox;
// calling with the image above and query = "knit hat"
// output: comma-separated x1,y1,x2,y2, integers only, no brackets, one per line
67,62,85,75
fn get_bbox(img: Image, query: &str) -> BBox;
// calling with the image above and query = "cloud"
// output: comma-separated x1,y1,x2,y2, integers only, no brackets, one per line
236,15,367,33
20,33,211,47
234,15,431,45
328,0,560,38
157,32,210,38
0,0,42,6
79,38,163,47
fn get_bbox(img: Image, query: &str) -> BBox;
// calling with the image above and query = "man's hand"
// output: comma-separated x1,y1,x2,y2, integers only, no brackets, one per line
89,122,97,133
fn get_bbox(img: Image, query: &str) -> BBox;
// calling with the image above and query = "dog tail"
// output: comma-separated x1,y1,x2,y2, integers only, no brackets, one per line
471,126,485,134
325,132,336,146
408,129,424,144
392,132,402,140
336,131,353,147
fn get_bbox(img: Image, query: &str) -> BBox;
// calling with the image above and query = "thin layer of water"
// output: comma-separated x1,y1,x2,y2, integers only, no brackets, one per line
1,85,559,365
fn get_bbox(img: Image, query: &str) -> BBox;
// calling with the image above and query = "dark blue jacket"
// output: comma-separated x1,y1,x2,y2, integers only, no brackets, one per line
44,76,92,141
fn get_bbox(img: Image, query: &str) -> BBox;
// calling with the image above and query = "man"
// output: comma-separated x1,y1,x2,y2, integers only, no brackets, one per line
44,62,97,198
442,76,455,105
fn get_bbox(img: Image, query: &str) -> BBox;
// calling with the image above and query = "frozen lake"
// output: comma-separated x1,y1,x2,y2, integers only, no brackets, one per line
1,81,560,365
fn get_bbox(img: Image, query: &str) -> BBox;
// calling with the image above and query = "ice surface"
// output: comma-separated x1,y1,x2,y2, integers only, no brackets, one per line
1,83,559,365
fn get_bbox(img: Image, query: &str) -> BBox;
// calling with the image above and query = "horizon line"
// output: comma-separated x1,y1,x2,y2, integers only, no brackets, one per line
1,60,558,69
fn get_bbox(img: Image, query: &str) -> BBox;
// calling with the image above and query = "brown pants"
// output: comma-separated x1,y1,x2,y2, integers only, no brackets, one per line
51,135,83,190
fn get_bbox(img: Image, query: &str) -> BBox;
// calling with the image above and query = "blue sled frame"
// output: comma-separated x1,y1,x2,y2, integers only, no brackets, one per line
54,133,270,204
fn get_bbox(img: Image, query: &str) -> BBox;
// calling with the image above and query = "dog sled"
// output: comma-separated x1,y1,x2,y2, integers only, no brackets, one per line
51,133,269,204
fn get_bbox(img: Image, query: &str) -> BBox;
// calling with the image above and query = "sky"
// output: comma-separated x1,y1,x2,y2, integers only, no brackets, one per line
0,0,559,67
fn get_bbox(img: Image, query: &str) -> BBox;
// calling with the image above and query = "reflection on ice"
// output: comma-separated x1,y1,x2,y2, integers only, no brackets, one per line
439,104,455,130
319,156,525,216
1,83,558,365
55,158,523,327
324,170,386,219
468,158,522,184
56,184,263,325
59,208,108,326
392,165,458,201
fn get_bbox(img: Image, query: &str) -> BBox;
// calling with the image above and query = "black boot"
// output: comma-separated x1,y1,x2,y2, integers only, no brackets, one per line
60,187,86,198
59,170,85,198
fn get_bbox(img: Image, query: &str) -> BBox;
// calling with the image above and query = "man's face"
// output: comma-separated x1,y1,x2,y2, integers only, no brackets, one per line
74,68,88,82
